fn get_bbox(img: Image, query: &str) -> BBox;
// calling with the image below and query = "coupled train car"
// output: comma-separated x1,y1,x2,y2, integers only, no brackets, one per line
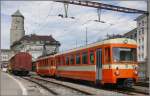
36,38,138,88
8,52,32,76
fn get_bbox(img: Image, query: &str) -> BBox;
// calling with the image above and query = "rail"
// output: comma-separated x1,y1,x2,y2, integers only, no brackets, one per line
22,76,93,95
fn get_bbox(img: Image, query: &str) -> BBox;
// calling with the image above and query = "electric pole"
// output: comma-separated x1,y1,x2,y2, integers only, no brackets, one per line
76,40,77,48
146,0,150,81
64,3,69,18
85,27,88,46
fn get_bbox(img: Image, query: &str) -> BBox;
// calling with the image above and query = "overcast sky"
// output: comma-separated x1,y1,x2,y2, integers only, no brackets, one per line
1,0,147,51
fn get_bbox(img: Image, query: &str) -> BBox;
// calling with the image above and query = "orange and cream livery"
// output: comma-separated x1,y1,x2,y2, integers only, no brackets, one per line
36,38,138,87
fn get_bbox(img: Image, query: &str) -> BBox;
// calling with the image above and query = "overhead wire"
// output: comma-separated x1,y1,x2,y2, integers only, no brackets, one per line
31,1,54,34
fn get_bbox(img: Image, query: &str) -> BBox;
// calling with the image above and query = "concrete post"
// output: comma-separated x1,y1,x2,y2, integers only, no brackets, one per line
146,0,150,80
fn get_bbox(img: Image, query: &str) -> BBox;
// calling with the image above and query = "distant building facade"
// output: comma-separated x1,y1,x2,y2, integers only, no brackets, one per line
135,14,147,62
124,28,137,40
135,14,148,79
0,49,14,68
11,34,60,61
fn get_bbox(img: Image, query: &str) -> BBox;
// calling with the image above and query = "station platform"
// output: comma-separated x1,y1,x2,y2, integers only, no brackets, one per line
0,71,24,96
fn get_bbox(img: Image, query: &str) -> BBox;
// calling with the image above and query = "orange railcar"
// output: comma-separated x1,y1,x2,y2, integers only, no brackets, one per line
36,38,138,87
36,56,56,76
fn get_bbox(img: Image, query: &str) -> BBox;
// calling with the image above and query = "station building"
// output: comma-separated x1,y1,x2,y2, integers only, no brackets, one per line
9,10,60,61
1,10,60,68
11,34,60,61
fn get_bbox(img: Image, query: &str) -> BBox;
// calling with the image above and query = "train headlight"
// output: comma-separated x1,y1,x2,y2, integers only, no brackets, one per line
134,71,138,75
114,67,120,76
134,65,138,75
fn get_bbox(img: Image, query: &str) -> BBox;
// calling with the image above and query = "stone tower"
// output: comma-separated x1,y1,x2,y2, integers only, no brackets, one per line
10,10,25,46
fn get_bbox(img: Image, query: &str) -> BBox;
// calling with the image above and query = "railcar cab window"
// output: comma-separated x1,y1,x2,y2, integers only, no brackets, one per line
66,56,69,65
90,51,94,64
70,55,74,64
82,52,88,64
76,54,81,64
113,48,136,62
105,47,110,63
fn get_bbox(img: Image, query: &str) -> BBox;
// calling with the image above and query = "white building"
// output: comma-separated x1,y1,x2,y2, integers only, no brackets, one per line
135,14,148,79
0,49,14,68
11,34,60,61
135,14,148,62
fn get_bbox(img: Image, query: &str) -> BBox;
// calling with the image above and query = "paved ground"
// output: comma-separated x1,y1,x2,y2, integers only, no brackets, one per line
0,71,23,96
0,71,52,96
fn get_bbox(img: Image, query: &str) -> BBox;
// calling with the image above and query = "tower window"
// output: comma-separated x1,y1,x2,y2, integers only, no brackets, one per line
139,39,141,44
139,30,141,35
141,27,144,34
142,20,144,26
138,23,141,26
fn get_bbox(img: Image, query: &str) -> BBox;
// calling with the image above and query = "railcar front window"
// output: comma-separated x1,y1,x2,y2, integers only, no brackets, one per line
113,48,136,62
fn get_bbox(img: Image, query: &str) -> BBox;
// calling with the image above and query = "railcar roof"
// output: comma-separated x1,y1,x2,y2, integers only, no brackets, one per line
36,38,136,60
36,55,54,61
55,38,137,56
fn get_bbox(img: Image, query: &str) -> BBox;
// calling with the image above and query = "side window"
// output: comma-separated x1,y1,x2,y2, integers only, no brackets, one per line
105,47,110,63
70,55,74,64
55,58,57,65
90,51,94,64
61,56,64,65
46,59,47,66
50,60,53,65
66,56,69,65
82,52,88,64
58,57,61,65
46,59,48,66
62,56,65,65
76,54,81,64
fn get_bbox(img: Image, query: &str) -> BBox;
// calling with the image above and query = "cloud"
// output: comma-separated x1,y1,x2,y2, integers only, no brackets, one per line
118,1,147,11
1,1,147,51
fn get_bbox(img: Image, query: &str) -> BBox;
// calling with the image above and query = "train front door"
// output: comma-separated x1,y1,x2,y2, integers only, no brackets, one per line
96,48,102,84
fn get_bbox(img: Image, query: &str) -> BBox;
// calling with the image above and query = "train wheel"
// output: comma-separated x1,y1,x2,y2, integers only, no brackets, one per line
13,70,19,75
22,71,29,76
123,79,133,88
95,80,101,87
55,74,60,79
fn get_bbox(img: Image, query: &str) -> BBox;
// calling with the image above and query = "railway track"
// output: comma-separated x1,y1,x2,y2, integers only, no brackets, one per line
135,82,149,87
22,76,93,95
25,75,150,95
109,87,149,95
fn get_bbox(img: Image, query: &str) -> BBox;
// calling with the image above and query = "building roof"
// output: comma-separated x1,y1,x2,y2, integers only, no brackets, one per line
11,34,60,47
21,34,59,43
124,28,137,36
1,49,11,52
134,14,147,21
11,10,24,18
